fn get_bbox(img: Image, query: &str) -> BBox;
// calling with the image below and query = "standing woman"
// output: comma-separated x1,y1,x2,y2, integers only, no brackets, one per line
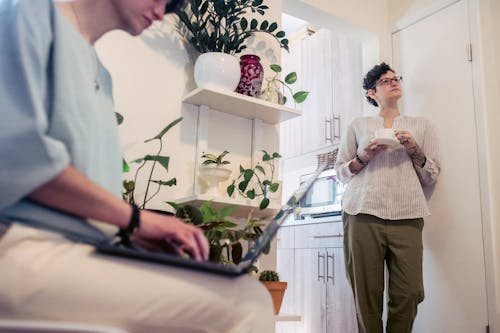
0,1,274,332
334,63,440,333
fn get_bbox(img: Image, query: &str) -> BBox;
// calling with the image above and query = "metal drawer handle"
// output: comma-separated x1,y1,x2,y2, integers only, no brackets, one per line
327,252,334,285
313,233,343,239
317,252,325,281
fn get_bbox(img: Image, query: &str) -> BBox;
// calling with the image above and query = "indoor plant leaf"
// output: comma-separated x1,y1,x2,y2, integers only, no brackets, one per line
293,91,310,103
145,116,183,142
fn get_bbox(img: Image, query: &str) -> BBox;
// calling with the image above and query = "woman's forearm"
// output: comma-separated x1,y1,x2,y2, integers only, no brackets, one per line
28,165,131,229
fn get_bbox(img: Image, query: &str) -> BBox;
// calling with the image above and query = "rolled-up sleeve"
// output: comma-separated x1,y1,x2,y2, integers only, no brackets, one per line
335,122,357,184
415,120,440,186
0,1,70,210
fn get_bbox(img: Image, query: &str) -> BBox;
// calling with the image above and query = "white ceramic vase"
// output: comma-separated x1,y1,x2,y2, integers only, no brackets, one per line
194,52,241,91
199,165,232,196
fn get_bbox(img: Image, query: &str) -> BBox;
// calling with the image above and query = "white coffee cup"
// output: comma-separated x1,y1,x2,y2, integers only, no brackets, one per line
375,128,396,140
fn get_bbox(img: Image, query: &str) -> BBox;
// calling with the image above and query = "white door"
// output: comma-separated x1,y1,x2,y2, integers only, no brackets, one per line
392,1,489,332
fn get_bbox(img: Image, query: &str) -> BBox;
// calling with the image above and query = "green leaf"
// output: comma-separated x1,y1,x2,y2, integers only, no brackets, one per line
219,205,236,218
284,72,297,84
268,22,278,32
259,198,270,210
239,165,245,173
262,180,271,186
239,180,249,192
276,31,285,38
247,189,256,199
255,165,265,174
240,17,248,30
152,178,177,186
243,169,254,182
115,112,124,125
143,155,169,171
270,64,282,73
250,19,258,30
260,20,269,30
200,1,209,14
122,158,130,173
252,0,263,6
293,91,310,103
269,182,279,192
165,201,182,211
283,96,287,104
227,184,235,197
145,117,183,142
272,152,282,158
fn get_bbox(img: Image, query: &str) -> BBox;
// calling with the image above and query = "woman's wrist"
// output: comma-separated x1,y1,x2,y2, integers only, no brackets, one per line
356,154,368,166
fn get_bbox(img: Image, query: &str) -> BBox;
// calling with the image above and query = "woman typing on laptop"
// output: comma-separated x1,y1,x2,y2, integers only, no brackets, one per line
0,0,274,332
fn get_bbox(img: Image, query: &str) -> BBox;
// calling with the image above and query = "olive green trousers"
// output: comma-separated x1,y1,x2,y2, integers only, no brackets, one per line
343,213,424,333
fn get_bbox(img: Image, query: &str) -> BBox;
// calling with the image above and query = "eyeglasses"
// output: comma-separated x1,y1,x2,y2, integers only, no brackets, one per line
372,76,403,88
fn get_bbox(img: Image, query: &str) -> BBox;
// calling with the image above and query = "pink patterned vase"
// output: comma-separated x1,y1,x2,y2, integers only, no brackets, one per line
235,54,264,97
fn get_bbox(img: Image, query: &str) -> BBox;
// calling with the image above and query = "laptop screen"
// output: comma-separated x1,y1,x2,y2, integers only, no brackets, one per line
239,163,328,267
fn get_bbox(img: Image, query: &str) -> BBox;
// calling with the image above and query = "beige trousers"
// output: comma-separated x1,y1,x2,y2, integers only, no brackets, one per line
343,213,424,333
0,224,274,333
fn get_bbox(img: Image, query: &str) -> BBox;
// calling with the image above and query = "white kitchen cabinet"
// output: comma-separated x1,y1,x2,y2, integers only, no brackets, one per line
280,29,363,159
276,221,357,333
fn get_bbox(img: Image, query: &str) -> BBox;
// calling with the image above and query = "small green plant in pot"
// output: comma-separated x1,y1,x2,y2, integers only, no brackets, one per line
201,150,230,166
226,150,281,210
199,150,232,195
175,0,289,55
167,201,267,267
261,64,309,106
259,270,288,314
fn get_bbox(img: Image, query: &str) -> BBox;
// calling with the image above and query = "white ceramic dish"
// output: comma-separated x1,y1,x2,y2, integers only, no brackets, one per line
374,137,401,148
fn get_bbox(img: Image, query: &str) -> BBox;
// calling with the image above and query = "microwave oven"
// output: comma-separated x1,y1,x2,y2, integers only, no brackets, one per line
295,168,344,220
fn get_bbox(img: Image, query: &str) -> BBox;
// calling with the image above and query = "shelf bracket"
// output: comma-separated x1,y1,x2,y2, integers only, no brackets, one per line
251,118,263,168
193,105,209,196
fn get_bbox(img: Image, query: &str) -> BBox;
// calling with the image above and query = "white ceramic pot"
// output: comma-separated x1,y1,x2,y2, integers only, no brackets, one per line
194,52,241,91
198,165,232,196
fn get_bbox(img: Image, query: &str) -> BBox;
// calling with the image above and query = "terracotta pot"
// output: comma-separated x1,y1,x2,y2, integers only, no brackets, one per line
261,281,288,314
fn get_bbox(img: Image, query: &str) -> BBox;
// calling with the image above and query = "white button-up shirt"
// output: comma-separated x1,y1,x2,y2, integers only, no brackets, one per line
335,115,440,220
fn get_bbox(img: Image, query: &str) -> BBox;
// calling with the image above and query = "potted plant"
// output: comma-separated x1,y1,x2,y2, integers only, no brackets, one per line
261,64,309,106
226,150,281,209
122,117,182,209
168,201,268,266
199,150,232,195
175,0,289,91
259,270,287,314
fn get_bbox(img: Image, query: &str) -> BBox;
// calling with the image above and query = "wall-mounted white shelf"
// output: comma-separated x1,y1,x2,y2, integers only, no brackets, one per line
176,194,280,219
183,87,301,124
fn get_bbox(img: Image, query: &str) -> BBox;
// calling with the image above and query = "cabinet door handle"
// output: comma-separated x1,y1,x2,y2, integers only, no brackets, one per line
324,116,332,144
333,114,341,140
313,233,343,239
327,252,335,285
317,252,326,282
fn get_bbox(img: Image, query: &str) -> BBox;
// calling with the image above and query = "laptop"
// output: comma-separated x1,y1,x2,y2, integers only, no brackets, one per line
95,163,327,277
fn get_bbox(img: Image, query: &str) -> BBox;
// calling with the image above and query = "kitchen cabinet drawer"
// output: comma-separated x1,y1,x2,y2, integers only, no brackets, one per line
294,222,343,249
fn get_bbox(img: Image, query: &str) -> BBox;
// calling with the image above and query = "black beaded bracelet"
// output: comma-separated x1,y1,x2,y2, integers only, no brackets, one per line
355,154,368,166
116,204,140,247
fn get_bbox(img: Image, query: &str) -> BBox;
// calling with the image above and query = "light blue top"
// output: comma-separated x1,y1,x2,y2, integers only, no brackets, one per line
0,0,122,244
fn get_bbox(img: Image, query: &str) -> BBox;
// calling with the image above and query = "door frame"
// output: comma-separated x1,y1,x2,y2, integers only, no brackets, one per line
390,0,496,331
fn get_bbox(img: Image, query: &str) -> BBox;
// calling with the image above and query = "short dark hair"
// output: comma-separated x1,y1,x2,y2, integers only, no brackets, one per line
164,0,184,13
362,62,395,107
